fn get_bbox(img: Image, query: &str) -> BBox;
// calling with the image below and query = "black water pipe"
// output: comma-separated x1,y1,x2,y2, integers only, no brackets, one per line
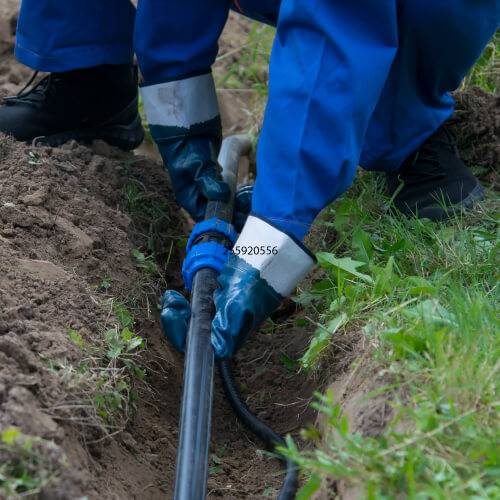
173,135,250,500
218,360,299,500
174,134,299,499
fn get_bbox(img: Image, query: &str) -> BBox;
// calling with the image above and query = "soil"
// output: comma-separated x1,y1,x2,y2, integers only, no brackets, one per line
0,128,320,499
452,86,500,189
0,1,498,499
0,4,317,499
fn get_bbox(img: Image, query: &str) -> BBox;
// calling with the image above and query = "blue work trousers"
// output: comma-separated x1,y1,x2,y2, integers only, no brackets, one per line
15,0,500,239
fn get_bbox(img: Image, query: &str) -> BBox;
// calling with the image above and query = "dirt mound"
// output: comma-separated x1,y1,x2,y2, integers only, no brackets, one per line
0,135,318,499
453,86,500,187
0,135,184,498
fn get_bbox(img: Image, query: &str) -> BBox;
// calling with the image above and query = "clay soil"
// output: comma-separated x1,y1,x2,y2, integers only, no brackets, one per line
1,2,499,499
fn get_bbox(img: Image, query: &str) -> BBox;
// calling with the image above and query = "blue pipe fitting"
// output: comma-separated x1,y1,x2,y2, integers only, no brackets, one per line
185,217,238,253
182,241,229,291
182,218,238,291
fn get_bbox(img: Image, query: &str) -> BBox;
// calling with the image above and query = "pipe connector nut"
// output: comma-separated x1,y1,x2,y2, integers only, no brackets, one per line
185,217,238,253
182,218,238,291
182,241,231,291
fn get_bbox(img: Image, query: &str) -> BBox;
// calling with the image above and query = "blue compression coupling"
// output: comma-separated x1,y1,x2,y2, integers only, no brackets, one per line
182,218,238,291
182,241,230,291
186,217,238,253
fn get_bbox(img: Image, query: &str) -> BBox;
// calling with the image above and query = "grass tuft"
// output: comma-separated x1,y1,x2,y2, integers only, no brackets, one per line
462,30,500,94
41,298,146,438
283,165,499,498
0,430,67,498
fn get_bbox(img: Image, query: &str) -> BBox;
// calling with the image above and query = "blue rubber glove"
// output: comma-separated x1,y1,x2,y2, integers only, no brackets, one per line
211,214,316,359
141,71,230,221
232,184,253,233
160,215,315,359
160,290,191,353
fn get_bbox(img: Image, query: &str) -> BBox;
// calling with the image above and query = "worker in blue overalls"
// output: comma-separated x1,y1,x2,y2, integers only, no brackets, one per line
2,0,499,358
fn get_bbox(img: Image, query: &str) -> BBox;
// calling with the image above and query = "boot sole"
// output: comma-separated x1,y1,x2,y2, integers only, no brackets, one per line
32,112,145,151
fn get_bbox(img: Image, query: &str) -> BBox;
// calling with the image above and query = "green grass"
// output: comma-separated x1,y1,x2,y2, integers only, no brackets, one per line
214,20,275,149
278,169,499,498
0,430,67,498
215,21,274,94
120,178,184,318
462,30,500,94
41,299,146,432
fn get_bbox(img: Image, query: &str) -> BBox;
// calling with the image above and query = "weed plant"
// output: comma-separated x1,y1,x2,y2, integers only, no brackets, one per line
0,430,67,497
41,299,146,436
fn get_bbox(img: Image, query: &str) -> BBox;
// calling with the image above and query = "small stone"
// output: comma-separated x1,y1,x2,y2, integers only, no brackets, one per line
19,303,33,319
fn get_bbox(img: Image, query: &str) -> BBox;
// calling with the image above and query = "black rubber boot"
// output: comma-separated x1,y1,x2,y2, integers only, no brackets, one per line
386,122,484,220
0,63,144,151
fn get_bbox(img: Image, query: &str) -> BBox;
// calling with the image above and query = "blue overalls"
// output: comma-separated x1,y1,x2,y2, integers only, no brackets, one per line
15,0,500,239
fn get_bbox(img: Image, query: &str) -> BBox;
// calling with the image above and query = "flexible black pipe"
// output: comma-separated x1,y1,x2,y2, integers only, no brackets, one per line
174,267,218,500
174,134,299,499
174,135,250,500
218,360,299,500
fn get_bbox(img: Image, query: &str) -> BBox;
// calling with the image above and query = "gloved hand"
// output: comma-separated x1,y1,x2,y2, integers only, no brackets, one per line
141,71,230,221
160,214,316,360
211,214,316,359
160,290,191,353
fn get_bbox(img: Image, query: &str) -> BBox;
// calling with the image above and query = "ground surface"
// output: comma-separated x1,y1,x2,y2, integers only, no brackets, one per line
0,1,499,499
0,3,318,499
0,135,320,499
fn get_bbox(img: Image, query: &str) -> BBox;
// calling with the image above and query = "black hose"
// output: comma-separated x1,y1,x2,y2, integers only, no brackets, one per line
218,360,299,500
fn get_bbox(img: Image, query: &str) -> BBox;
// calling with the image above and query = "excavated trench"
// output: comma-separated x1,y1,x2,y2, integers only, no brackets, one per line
0,5,318,497
0,131,322,499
